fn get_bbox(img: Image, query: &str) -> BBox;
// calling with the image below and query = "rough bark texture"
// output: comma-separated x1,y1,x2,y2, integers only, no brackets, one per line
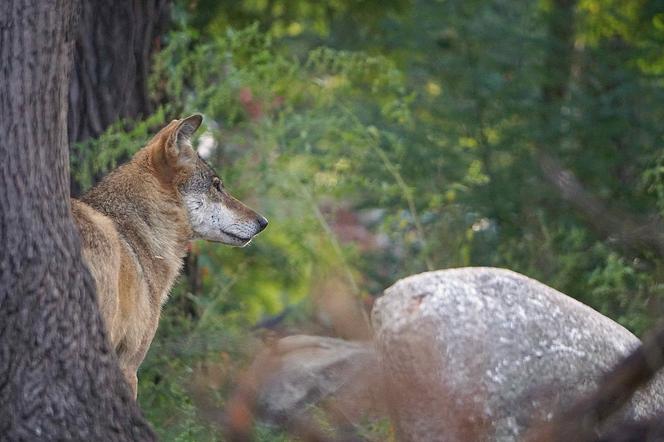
68,0,170,145
372,267,664,442
0,1,155,439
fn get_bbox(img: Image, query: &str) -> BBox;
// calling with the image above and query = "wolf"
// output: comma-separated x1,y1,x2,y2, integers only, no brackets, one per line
71,115,267,397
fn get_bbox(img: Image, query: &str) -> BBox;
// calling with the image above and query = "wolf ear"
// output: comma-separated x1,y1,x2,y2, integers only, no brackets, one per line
165,114,203,167
175,114,203,147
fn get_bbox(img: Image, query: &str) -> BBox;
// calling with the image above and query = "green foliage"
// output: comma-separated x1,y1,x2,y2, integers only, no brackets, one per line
148,21,429,299
71,108,170,189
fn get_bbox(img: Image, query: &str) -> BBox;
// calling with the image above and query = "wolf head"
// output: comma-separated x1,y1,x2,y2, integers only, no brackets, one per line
149,114,268,247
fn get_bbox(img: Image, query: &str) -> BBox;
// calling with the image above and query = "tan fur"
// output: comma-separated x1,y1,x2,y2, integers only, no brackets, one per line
71,116,267,397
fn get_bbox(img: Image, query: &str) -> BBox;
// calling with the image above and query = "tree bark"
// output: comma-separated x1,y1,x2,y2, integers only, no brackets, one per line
0,1,155,439
68,0,170,145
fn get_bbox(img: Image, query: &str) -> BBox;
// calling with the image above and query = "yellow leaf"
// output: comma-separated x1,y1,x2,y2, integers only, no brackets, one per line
287,22,303,37
426,81,442,97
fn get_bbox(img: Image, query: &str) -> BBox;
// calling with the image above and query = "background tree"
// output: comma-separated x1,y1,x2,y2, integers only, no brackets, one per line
0,1,154,439
68,0,171,195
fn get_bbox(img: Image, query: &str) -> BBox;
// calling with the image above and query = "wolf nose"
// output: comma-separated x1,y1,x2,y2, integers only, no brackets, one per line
257,216,269,232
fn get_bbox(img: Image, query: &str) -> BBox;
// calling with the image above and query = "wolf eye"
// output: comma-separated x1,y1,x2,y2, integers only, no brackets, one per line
212,177,223,192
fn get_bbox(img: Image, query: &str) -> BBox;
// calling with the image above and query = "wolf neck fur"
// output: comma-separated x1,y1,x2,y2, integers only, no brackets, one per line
80,151,192,303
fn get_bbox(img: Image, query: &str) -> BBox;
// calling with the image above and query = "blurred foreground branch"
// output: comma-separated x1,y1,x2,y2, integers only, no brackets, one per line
533,323,664,441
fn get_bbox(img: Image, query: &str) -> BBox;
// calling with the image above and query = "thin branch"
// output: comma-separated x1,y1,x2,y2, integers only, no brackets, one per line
338,103,434,271
369,140,434,271
537,151,664,258
300,185,373,331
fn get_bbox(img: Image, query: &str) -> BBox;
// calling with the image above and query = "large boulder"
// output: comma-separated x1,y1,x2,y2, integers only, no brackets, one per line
372,267,664,441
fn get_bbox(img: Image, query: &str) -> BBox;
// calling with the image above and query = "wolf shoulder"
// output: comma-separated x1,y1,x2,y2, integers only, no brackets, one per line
70,199,125,333
71,199,122,254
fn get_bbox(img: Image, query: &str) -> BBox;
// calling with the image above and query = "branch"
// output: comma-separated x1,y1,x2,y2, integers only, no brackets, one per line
537,151,664,258
530,323,664,441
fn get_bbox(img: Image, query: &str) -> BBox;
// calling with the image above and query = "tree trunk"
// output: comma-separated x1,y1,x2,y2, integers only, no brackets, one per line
0,1,155,439
68,0,170,144
68,0,170,196
534,0,664,259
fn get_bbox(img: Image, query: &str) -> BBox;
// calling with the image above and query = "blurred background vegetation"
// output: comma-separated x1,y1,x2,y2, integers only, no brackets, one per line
69,0,664,439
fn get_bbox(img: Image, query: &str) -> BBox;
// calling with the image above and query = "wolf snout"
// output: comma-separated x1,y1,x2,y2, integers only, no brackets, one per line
256,215,268,232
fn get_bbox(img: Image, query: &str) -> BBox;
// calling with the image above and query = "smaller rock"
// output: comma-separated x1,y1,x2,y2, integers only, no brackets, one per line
254,335,381,425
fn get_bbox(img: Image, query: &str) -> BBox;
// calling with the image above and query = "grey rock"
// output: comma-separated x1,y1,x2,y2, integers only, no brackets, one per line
372,267,664,442
255,335,380,425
